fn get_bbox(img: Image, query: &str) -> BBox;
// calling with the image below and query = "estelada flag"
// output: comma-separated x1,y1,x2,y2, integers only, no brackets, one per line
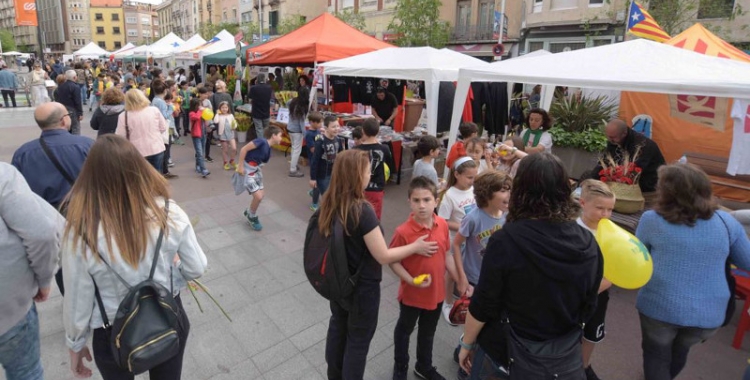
14,0,38,26
627,2,670,43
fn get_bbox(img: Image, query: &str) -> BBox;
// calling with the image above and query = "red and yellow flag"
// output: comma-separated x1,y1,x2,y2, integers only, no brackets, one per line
627,2,670,43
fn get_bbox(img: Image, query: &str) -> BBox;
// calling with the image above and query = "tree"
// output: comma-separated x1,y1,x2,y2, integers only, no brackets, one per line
277,14,307,35
199,22,247,40
388,0,451,48
0,29,16,52
645,0,745,36
334,9,367,32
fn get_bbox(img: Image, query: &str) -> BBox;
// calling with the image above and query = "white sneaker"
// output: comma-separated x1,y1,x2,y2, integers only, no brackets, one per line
442,303,456,326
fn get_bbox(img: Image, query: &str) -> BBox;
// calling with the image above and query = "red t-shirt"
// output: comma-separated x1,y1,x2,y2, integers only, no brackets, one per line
446,141,466,170
389,214,450,310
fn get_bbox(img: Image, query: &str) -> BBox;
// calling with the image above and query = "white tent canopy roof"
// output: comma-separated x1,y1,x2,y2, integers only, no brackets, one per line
180,34,207,51
134,32,185,57
457,39,750,98
322,47,488,82
73,42,110,57
110,43,136,56
321,47,489,135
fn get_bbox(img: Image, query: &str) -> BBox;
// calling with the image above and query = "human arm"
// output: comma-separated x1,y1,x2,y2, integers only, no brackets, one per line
0,164,61,293
363,228,438,265
385,94,399,125
387,230,432,288
309,139,323,187
235,141,257,175
437,197,460,232
155,107,167,133
725,211,750,270
214,115,224,136
73,83,83,115
452,232,472,296
171,201,208,280
458,311,486,374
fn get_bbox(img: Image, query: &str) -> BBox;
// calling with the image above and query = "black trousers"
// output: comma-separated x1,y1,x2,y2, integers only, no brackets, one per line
92,295,190,380
1,90,16,107
325,282,380,380
393,302,442,369
162,143,171,174
205,128,213,159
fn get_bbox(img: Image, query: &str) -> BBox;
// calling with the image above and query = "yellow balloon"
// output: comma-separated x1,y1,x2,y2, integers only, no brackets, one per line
384,163,391,183
201,108,214,121
595,219,653,289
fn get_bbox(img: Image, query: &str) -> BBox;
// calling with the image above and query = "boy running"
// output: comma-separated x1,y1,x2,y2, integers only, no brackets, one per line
237,125,283,231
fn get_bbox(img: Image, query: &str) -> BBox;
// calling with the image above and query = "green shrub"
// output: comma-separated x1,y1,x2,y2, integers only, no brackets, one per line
549,126,607,153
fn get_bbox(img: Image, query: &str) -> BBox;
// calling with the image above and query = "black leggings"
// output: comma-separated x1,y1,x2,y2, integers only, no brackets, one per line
92,295,190,380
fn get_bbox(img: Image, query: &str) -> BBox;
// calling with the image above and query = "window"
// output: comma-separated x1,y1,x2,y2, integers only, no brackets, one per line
528,41,544,52
126,17,136,24
153,18,159,25
589,0,604,4
593,38,611,46
114,41,122,49
478,1,493,29
141,16,150,24
533,0,543,13
223,11,227,21
95,13,103,21
232,8,237,20
127,29,138,36
113,27,121,34
698,0,734,18
456,1,471,35
269,10,278,34
112,13,119,21
548,42,586,53
98,41,106,48
96,26,104,34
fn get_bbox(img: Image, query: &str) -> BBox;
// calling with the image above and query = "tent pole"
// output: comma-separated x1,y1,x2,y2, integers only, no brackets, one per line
445,78,472,180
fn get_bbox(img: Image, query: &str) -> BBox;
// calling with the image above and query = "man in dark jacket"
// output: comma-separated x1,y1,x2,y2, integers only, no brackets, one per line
591,119,666,193
56,70,84,135
249,74,272,139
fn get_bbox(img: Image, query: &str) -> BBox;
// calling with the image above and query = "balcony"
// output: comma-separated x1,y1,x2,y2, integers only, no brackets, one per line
451,24,496,42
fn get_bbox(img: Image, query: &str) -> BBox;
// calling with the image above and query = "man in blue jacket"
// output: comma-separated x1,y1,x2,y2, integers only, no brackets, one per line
55,70,83,135
0,63,18,108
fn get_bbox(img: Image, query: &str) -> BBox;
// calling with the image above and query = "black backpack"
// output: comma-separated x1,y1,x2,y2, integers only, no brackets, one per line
303,210,363,309
93,202,185,374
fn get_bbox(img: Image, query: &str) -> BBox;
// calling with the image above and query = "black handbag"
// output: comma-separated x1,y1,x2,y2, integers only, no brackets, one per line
93,202,184,374
503,318,585,380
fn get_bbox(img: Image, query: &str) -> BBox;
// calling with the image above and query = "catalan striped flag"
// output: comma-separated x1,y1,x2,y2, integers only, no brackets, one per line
627,2,671,43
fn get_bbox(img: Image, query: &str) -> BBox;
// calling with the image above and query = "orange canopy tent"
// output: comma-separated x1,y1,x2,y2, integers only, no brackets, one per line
246,13,393,66
619,24,750,201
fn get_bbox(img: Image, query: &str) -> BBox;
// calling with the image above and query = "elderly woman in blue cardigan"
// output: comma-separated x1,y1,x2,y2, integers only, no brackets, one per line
635,163,750,380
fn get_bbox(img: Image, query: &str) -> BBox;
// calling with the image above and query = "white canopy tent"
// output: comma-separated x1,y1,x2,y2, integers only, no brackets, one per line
448,38,750,152
133,32,185,59
109,43,136,56
73,42,110,59
321,47,489,135
175,31,235,64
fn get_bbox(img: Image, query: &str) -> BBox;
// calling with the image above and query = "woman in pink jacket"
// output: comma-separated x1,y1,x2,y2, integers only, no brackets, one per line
116,89,168,172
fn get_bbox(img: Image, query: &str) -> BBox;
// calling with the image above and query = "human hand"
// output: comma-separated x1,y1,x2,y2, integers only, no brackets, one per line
412,235,438,257
173,253,181,265
457,279,474,298
458,346,475,374
69,347,93,378
78,115,83,121
411,274,432,288
309,180,317,189
33,287,50,302
236,165,245,175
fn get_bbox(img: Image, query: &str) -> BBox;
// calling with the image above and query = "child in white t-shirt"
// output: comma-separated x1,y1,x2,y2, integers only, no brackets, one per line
436,156,478,326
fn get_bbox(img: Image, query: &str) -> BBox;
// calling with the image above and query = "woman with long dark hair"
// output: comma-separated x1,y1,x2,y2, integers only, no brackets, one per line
318,150,437,380
636,164,750,380
287,86,309,177
62,134,207,379
457,152,602,379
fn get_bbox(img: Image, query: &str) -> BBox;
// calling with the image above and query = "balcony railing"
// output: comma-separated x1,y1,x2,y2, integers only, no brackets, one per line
451,24,496,42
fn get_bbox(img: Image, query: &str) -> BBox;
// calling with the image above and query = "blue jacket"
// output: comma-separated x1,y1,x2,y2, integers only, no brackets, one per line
0,69,18,90
11,129,94,207
636,210,750,328
56,80,83,114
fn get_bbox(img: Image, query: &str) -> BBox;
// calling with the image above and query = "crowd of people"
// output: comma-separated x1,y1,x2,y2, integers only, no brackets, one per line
2,58,750,380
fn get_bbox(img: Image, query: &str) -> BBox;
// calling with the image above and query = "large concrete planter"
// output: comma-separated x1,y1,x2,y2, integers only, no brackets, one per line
553,146,602,180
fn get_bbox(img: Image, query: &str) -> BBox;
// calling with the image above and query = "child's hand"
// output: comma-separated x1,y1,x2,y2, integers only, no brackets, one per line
236,165,245,175
457,279,474,297
411,274,431,288
309,180,317,189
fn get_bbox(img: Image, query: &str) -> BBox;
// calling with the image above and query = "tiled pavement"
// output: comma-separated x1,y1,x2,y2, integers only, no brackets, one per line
3,107,750,380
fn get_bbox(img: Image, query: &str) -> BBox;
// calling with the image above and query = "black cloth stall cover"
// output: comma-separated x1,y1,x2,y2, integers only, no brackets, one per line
483,82,508,137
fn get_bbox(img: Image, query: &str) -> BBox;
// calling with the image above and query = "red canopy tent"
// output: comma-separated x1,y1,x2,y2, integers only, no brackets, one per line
245,13,393,65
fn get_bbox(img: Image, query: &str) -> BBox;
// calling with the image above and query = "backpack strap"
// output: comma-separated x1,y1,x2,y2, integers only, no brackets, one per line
148,200,169,280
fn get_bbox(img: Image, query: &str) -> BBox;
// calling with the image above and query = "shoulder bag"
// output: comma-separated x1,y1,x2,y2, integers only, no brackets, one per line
39,136,75,185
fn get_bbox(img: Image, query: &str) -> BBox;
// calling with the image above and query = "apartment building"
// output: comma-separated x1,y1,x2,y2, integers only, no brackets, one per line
91,0,126,51
124,0,159,45
37,0,67,55
220,0,241,24
68,0,93,52
655,0,750,44
254,0,327,36
171,0,196,39
156,0,172,38
239,0,253,26
0,0,38,53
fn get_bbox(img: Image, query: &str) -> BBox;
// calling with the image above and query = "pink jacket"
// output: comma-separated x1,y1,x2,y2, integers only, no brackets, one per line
116,106,167,158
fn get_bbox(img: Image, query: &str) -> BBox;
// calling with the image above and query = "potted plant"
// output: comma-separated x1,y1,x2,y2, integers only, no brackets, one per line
548,95,617,179
235,112,252,143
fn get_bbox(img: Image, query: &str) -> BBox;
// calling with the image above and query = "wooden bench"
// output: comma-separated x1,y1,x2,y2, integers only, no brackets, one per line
684,152,750,192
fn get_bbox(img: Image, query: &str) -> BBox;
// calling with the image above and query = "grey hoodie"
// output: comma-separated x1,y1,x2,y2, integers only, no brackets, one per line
91,104,125,136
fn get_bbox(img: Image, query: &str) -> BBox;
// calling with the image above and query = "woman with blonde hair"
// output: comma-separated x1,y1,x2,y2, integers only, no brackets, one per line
30,62,50,106
116,89,167,171
317,149,438,380
62,134,207,379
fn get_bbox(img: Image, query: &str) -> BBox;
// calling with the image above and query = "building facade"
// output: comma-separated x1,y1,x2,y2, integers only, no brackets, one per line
67,0,93,52
0,0,38,53
37,0,68,56
220,0,241,24
156,0,172,38
171,0,196,39
90,0,126,51
256,0,327,36
124,0,159,45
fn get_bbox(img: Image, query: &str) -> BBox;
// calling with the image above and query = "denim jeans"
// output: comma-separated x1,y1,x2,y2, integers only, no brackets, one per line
253,118,270,140
639,313,717,380
393,302,442,369
79,83,87,104
326,281,380,380
468,345,509,380
0,305,43,380
1,89,16,107
67,108,81,135
312,176,331,205
145,152,165,173
193,136,206,171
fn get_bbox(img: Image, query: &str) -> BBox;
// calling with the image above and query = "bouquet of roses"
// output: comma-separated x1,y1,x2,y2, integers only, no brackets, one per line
598,146,643,185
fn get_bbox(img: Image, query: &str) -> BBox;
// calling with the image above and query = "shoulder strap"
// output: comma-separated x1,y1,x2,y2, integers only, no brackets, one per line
125,111,130,140
39,136,75,185
148,200,169,280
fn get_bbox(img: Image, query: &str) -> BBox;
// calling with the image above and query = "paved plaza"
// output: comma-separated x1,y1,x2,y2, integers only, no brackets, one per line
0,107,747,380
